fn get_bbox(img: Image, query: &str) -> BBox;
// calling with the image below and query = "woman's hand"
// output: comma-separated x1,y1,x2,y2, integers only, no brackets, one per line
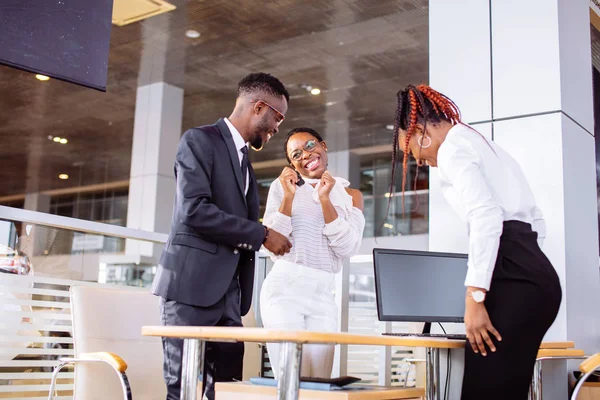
464,290,502,356
318,172,336,201
278,166,298,198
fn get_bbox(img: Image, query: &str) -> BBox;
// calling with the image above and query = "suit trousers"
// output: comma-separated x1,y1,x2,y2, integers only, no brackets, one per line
160,276,244,400
461,221,562,400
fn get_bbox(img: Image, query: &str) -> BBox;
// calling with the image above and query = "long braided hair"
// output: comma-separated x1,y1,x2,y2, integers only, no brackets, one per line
387,84,461,222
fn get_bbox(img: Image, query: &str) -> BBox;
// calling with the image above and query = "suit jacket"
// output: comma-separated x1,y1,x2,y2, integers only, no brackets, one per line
151,118,265,316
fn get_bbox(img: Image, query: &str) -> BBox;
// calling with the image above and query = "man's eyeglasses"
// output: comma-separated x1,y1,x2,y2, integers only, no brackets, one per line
251,100,285,126
289,139,317,162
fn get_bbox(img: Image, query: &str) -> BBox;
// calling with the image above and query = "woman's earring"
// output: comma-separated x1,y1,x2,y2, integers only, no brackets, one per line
418,135,432,149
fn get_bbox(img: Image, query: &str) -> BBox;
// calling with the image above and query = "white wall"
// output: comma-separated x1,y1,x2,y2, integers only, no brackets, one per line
429,0,599,398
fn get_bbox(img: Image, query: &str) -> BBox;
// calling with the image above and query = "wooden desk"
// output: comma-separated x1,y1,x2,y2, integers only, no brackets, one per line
576,382,600,400
143,326,578,400
142,327,463,400
530,348,586,400
539,341,575,349
537,348,585,359
215,382,425,400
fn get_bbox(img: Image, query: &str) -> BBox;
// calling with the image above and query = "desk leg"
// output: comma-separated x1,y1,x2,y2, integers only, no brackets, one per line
277,342,302,400
529,361,542,400
181,338,205,400
425,347,440,400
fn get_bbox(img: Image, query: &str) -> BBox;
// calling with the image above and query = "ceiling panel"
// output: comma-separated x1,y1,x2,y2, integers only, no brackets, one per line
6,1,591,200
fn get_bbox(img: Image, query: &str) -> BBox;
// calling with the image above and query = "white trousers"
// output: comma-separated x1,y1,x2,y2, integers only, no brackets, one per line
259,260,338,380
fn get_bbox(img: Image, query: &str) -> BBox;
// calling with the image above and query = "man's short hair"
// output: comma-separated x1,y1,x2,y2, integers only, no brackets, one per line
238,72,289,102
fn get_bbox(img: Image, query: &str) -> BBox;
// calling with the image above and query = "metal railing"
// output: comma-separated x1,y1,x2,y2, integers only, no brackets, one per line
0,206,168,244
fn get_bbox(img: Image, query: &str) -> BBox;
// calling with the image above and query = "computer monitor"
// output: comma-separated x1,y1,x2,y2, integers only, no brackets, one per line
373,249,468,325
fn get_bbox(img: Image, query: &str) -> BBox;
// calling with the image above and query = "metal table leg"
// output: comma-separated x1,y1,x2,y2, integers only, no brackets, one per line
529,360,542,400
181,338,205,400
425,347,440,400
277,342,303,400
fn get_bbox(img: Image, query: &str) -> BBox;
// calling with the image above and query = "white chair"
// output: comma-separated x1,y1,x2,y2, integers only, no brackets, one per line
572,353,600,399
48,285,166,399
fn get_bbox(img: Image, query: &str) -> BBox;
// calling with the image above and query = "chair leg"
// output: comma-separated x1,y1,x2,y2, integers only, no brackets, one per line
48,361,71,400
47,358,132,400
572,370,597,399
118,371,133,400
403,362,411,388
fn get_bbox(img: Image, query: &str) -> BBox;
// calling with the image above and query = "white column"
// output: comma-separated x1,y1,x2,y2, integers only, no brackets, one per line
21,193,52,257
327,150,360,378
490,8,598,398
430,1,599,398
125,82,183,259
0,221,12,247
124,7,186,260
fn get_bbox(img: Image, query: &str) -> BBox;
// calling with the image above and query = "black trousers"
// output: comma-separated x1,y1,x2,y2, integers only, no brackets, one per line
461,221,562,400
160,277,244,400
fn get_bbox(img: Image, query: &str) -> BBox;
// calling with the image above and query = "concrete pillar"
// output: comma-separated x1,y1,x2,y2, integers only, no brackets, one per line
124,9,186,260
124,82,182,259
429,1,599,398
23,193,51,214
21,193,52,257
327,150,360,378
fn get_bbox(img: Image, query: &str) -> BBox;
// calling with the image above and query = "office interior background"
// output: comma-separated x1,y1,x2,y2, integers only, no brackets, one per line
0,0,599,398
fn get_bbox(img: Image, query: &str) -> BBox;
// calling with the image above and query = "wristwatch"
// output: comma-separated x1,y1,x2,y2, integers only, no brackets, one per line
469,290,486,303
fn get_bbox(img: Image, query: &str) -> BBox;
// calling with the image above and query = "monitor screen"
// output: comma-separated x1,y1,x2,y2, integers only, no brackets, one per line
0,0,113,91
373,249,468,323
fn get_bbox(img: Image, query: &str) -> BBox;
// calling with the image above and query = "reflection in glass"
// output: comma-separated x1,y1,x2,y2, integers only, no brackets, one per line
254,153,429,238
0,218,163,388
347,259,423,387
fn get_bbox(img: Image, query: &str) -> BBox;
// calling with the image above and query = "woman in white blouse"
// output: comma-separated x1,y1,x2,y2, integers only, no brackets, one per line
390,84,561,400
260,127,365,379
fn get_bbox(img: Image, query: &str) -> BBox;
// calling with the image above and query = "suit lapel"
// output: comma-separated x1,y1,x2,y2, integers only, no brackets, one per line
216,118,246,206
246,162,259,221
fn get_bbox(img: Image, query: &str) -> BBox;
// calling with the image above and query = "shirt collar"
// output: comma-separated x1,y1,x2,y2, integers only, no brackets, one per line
224,118,248,152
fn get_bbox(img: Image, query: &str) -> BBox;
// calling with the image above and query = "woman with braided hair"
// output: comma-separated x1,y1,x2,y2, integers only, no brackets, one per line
390,84,562,399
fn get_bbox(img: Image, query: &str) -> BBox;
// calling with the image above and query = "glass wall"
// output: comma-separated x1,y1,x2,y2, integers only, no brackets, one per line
0,0,430,240
49,190,129,226
255,154,429,238
0,1,433,390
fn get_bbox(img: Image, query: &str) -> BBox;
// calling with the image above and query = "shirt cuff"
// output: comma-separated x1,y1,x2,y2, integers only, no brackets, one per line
464,267,494,291
267,212,292,237
322,217,345,236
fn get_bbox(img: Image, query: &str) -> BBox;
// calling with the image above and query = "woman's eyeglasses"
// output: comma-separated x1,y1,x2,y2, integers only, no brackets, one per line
289,139,317,162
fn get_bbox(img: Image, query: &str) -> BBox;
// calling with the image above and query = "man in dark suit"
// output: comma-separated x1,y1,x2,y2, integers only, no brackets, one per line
152,72,293,400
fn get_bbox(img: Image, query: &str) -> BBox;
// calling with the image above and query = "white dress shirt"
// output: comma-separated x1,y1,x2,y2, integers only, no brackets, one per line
437,123,546,291
224,118,249,195
263,178,365,273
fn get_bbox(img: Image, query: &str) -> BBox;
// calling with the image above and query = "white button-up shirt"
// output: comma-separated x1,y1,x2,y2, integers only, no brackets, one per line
224,118,249,195
437,123,546,291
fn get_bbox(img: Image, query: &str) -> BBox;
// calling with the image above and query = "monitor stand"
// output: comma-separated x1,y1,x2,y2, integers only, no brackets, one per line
422,322,431,335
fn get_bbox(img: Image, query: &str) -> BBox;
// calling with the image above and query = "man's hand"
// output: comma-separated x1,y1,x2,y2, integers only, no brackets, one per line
263,229,292,256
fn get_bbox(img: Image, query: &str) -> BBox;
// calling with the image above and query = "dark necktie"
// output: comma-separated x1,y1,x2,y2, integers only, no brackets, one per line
240,145,248,193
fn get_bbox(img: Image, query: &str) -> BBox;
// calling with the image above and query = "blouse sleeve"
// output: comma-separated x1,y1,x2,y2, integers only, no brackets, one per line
262,179,293,238
322,207,365,259
437,138,504,291
532,205,546,248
